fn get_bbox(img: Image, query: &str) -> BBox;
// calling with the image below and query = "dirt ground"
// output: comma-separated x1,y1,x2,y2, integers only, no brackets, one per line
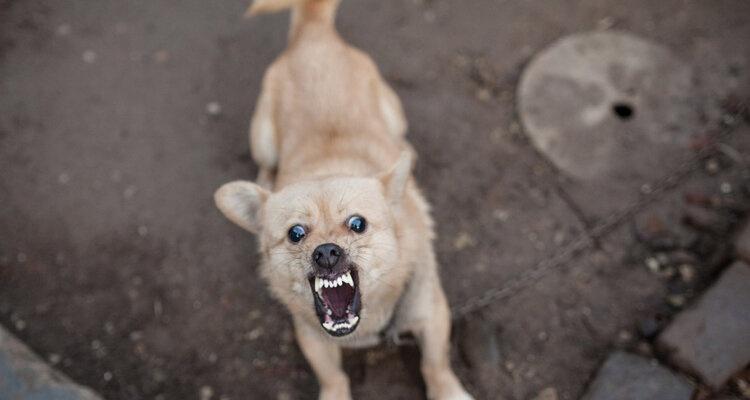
1,0,749,399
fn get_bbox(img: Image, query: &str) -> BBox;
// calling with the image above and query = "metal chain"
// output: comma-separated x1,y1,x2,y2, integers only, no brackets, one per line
450,104,748,319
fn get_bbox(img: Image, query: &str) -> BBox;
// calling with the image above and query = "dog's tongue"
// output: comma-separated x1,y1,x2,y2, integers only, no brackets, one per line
322,285,355,318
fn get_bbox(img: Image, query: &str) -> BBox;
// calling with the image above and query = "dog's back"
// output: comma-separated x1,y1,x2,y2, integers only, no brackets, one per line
247,0,408,188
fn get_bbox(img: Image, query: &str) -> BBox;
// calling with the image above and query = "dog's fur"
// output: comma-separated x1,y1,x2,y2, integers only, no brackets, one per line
214,1,473,398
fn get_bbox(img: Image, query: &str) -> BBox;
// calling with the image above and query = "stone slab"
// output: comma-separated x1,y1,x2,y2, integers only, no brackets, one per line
0,327,103,400
657,261,750,389
581,352,693,400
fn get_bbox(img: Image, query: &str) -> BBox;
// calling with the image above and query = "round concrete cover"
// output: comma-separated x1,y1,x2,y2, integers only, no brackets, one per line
518,31,701,180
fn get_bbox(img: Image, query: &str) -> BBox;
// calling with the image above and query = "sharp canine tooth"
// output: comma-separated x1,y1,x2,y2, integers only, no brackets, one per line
343,272,354,287
315,277,323,292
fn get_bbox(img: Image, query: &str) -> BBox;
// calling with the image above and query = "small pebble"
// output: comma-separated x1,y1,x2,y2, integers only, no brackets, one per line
103,371,113,381
678,264,695,283
123,185,137,199
720,182,732,194
618,330,633,343
453,232,475,250
17,253,27,263
137,225,148,236
56,24,71,36
14,319,26,331
82,50,97,63
245,327,263,341
645,257,660,273
206,101,222,116
705,158,720,174
48,353,61,364
532,387,559,400
666,294,686,308
475,87,492,102
493,209,510,222
640,183,653,194
200,385,214,400
58,172,70,184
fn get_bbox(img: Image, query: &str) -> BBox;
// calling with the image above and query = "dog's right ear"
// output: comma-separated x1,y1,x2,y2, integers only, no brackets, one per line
214,181,270,234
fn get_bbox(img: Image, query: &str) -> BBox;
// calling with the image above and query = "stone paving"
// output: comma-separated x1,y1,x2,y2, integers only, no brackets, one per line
0,327,102,400
658,262,750,390
581,352,694,400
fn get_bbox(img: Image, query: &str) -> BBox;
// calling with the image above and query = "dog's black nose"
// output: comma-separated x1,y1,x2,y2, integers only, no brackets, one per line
313,243,342,269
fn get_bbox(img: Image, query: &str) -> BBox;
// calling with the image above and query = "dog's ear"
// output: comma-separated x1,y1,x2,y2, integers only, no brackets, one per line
214,181,270,234
378,150,414,206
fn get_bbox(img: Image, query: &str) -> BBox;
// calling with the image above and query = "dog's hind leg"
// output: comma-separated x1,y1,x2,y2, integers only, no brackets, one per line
249,71,279,191
294,319,352,400
377,80,407,139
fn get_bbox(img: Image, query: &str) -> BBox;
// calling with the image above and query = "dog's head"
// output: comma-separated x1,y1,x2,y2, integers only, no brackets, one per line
214,152,413,337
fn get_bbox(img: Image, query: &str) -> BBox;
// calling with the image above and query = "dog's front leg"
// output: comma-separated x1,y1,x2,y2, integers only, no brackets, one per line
414,286,474,400
294,319,351,400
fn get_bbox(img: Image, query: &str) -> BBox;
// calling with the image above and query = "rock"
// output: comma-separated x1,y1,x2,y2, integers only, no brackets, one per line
657,262,750,389
532,387,558,400
737,222,750,263
0,327,103,399
581,352,693,400
517,31,706,181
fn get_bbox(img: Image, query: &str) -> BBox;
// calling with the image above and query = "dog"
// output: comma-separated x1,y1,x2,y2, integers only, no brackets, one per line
214,0,474,398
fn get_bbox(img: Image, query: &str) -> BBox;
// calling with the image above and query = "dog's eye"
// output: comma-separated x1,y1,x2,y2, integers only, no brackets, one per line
288,225,306,243
346,215,367,234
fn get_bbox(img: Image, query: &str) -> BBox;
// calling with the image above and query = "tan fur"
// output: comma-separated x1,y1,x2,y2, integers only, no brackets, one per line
215,1,473,398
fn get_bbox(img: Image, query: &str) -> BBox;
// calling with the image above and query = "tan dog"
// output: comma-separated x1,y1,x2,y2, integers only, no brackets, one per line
214,0,473,398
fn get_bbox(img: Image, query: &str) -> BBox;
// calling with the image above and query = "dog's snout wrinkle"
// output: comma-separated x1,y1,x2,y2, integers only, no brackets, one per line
313,243,343,269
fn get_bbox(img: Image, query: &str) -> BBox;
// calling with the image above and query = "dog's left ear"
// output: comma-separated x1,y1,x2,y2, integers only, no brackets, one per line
378,150,414,206
214,181,270,234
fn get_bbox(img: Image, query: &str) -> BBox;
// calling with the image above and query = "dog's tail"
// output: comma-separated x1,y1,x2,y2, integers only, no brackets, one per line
244,0,340,39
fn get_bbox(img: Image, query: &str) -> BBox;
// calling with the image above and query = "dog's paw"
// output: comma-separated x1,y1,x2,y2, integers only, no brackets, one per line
318,385,352,400
437,387,475,400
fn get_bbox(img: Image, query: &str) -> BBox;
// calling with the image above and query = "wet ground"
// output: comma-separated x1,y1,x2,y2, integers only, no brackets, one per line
1,0,749,399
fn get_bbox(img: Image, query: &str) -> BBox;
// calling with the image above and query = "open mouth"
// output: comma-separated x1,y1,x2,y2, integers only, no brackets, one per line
308,269,361,336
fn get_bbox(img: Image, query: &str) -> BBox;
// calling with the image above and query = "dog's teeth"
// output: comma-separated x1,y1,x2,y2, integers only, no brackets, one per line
314,277,324,293
337,277,343,287
343,272,354,287
326,309,332,316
